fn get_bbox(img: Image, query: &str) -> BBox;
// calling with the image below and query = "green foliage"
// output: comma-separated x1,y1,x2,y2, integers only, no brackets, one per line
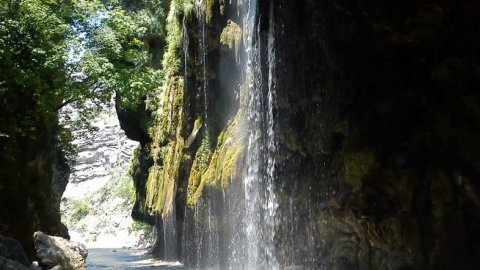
0,0,72,118
162,0,193,78
0,0,166,143
67,198,90,222
57,123,77,161
74,0,164,110
114,175,135,201
128,220,153,240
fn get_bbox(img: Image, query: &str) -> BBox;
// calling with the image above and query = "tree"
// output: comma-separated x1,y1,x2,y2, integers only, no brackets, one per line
0,0,165,255
0,0,165,150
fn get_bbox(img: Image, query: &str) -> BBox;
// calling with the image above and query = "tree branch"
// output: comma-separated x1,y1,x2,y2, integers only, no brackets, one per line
54,79,103,112
54,97,77,112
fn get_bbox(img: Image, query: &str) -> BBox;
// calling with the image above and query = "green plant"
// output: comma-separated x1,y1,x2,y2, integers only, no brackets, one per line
68,198,90,222
114,175,135,201
128,220,153,239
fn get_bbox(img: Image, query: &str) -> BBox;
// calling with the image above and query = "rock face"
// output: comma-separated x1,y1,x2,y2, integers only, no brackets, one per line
0,235,31,269
116,91,155,226
60,106,147,248
67,109,136,186
0,91,70,258
34,231,87,270
123,0,480,269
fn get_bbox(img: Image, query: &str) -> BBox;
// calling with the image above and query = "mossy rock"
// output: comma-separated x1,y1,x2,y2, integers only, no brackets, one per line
185,112,244,207
220,20,242,63
344,149,376,191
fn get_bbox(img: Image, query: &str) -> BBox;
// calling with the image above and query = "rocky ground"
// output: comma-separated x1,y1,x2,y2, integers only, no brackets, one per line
60,105,152,249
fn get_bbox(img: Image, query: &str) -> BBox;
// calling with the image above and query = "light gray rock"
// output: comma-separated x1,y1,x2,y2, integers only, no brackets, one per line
31,261,42,270
33,231,87,270
68,110,137,184
60,106,146,248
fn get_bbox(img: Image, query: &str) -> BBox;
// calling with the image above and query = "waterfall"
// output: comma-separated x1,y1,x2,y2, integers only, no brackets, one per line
194,203,203,268
196,0,209,128
205,197,220,268
183,22,189,94
243,0,279,268
177,0,281,268
265,0,278,266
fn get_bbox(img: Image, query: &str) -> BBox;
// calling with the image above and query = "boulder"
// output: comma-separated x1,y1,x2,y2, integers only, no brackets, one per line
33,231,87,270
0,256,30,270
0,235,31,268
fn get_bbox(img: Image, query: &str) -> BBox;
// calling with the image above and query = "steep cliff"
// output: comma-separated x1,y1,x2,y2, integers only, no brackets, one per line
0,89,70,258
127,0,480,269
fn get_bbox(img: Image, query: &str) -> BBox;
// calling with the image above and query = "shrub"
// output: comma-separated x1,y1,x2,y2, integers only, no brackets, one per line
68,198,90,222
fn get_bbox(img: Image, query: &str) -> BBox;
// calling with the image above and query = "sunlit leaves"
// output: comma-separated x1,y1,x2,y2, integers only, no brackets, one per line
73,0,164,110
0,0,165,143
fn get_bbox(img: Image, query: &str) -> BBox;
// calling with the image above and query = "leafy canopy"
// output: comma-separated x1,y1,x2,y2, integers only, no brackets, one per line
0,0,164,127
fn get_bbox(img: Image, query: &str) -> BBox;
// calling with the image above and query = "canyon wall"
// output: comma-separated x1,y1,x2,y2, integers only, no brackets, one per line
125,0,480,269
0,89,70,258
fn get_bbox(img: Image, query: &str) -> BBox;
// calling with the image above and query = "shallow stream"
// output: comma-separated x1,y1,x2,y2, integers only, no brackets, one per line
87,249,184,270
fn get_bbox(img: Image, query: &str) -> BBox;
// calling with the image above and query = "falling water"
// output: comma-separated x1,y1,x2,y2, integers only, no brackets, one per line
194,203,203,269
178,0,281,268
265,0,278,266
205,197,220,268
243,0,261,266
183,22,189,92
243,0,279,268
197,0,209,127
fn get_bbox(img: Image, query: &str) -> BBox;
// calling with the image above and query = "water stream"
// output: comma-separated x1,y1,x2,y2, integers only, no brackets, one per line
87,249,184,270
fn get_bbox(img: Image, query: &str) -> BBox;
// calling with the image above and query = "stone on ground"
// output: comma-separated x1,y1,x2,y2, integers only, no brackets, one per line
34,231,87,270
0,235,31,269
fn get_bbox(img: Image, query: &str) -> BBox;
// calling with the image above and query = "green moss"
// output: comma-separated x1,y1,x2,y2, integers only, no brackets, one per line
213,114,243,188
142,0,195,217
220,20,242,62
205,0,217,22
186,117,203,148
344,149,376,190
163,0,193,77
142,0,246,213
186,112,244,207
186,135,212,206
160,137,185,215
